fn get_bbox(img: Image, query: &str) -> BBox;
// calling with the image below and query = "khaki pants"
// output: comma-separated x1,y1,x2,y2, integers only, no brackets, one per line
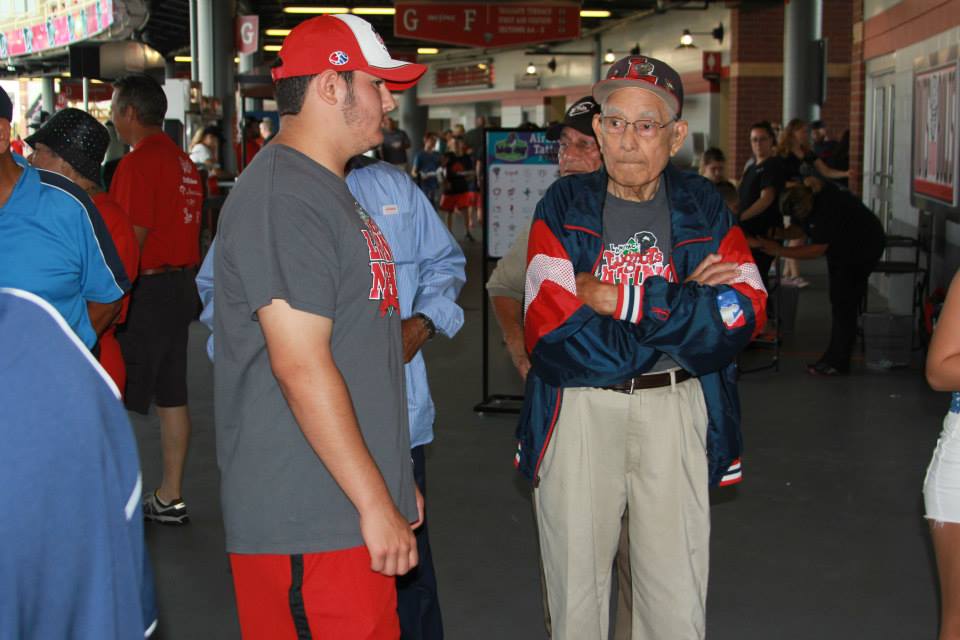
534,380,710,640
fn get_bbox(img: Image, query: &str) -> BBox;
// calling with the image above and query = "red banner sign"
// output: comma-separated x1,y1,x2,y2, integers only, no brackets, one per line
0,0,113,58
395,2,580,48
236,15,259,56
60,80,114,103
435,63,494,90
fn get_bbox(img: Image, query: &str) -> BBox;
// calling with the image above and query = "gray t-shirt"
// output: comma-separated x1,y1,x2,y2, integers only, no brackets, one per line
214,144,417,554
596,182,677,373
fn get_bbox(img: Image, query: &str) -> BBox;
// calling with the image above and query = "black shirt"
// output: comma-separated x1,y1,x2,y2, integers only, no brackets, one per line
443,153,476,194
781,150,817,183
802,185,886,265
738,156,785,237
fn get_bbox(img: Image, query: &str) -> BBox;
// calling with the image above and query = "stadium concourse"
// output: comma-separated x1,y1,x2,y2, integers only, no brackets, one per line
136,232,941,639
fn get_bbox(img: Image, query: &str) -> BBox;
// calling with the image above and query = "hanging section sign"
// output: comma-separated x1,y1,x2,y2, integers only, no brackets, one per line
395,2,580,49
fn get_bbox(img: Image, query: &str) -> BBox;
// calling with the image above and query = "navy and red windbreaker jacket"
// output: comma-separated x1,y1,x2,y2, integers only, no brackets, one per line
516,164,767,487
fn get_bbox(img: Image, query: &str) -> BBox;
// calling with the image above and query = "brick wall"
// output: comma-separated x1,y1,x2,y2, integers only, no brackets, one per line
728,3,784,177
849,0,865,196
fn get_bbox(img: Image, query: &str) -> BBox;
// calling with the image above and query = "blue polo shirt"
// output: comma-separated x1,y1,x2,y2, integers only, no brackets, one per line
0,287,157,638
0,158,130,348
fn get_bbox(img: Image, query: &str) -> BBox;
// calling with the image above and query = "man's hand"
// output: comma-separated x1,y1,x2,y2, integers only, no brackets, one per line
576,272,618,316
505,334,532,381
402,317,430,363
359,498,419,576
412,485,425,530
685,253,740,287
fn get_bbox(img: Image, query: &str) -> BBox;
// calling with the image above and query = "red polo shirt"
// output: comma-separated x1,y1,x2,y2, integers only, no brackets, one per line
92,192,139,394
110,132,203,270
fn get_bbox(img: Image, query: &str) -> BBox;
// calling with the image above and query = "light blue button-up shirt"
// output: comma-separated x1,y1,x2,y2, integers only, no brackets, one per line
197,160,465,448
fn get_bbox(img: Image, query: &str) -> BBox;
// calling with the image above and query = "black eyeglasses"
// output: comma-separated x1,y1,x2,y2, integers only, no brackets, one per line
599,115,677,138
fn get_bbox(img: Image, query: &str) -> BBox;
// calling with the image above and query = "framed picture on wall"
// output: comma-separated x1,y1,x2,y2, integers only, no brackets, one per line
911,54,960,214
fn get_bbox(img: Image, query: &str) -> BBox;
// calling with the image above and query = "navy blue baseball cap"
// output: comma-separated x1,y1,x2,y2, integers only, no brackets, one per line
593,55,684,117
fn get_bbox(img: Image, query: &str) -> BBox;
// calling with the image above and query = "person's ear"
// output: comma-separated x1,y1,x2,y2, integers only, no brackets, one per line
312,70,340,106
670,119,688,157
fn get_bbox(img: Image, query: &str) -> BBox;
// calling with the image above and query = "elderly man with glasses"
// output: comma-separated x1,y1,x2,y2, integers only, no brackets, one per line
517,56,767,640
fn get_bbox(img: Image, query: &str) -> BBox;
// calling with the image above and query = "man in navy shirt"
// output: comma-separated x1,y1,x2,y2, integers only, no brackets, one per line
0,287,157,639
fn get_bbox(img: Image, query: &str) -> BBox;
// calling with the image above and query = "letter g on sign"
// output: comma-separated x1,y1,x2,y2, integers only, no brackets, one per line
403,9,419,31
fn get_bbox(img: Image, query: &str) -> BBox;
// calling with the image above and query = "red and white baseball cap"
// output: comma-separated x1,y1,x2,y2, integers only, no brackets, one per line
271,14,427,90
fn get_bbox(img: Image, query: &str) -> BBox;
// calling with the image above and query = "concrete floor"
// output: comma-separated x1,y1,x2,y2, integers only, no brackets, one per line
133,230,944,639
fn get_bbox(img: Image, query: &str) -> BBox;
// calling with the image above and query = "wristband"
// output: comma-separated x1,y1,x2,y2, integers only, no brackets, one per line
615,282,643,324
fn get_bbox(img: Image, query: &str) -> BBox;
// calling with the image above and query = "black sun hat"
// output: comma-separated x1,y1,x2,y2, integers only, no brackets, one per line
25,108,110,184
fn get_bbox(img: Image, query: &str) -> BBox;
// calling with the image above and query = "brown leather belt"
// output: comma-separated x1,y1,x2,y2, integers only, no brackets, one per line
603,369,692,394
140,265,188,276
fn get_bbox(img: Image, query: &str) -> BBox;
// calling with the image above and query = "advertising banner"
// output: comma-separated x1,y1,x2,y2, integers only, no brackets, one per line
912,61,959,208
0,0,113,58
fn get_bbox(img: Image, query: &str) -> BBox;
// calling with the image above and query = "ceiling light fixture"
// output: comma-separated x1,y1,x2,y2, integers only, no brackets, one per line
264,44,283,52
526,61,537,75
677,23,724,49
352,7,396,15
265,28,292,36
283,6,349,14
174,55,192,62
580,9,611,18
417,47,439,55
547,57,557,72
604,49,615,64
477,63,488,70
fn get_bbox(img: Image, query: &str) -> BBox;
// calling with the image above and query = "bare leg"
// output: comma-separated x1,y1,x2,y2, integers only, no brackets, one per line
444,209,453,231
156,405,192,502
932,521,960,640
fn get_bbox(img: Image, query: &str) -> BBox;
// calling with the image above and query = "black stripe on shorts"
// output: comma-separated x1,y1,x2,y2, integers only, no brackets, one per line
288,554,313,639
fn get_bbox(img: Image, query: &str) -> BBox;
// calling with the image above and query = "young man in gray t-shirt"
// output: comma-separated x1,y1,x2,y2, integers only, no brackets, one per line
212,15,427,637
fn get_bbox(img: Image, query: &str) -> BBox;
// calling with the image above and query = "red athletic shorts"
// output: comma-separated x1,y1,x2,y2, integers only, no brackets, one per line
439,192,478,211
229,545,399,639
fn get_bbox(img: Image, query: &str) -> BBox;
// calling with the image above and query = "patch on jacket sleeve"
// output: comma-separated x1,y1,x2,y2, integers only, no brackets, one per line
717,289,746,329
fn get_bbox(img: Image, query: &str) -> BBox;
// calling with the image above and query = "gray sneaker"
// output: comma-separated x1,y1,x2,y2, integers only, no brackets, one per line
142,491,189,525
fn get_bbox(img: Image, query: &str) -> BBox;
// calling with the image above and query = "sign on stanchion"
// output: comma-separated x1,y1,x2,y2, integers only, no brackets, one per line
475,128,559,414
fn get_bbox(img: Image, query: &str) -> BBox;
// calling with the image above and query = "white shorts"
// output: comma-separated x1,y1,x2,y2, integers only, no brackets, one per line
924,411,960,523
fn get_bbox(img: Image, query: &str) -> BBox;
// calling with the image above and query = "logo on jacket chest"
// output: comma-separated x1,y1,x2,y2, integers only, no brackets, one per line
596,231,674,285
356,203,400,317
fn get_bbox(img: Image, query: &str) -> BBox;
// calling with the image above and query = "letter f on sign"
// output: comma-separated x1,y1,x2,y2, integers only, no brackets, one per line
464,8,477,31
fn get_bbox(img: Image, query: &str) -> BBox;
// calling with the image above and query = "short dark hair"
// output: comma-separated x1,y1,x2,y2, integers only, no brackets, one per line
274,70,353,116
749,121,776,141
714,180,738,210
112,75,167,126
780,184,815,220
702,147,725,165
810,119,825,130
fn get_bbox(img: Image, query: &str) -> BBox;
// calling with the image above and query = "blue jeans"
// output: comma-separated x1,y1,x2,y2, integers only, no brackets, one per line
397,445,444,639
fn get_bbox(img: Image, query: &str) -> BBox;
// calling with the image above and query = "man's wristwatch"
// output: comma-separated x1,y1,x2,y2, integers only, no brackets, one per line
414,312,436,340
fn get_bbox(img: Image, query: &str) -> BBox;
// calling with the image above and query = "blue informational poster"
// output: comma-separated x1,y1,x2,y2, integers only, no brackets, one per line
485,130,560,258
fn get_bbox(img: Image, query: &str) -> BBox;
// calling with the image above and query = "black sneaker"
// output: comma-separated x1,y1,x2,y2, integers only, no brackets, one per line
143,491,189,525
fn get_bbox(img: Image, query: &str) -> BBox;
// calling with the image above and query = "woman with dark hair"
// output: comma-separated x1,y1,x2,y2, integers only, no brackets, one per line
737,121,785,291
